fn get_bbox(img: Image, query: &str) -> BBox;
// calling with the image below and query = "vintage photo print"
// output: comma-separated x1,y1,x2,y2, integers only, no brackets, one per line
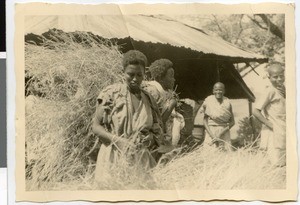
15,2,297,202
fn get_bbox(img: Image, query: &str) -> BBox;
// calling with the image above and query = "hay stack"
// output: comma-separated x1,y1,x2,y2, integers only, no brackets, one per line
152,146,286,189
25,30,123,190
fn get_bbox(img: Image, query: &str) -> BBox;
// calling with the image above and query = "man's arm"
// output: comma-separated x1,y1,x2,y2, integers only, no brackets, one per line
229,104,235,128
203,114,215,139
91,105,133,151
253,88,273,130
162,98,177,124
253,108,273,130
91,105,114,144
218,104,235,137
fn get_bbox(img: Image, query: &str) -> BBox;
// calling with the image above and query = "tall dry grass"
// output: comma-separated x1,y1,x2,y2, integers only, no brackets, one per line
152,145,285,190
25,30,285,191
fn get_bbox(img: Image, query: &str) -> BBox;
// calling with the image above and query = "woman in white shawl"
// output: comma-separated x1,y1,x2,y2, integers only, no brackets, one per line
200,82,235,151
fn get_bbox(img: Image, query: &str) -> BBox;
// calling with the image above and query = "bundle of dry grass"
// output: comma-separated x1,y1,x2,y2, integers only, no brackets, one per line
25,30,123,190
152,145,286,189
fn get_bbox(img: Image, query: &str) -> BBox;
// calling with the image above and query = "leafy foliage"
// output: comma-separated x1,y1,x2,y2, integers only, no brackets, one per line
235,116,262,148
173,14,285,63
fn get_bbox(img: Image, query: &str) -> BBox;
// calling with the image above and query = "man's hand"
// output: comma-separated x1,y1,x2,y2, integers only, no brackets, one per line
141,134,155,148
217,126,230,139
169,98,178,108
265,120,274,130
114,137,134,152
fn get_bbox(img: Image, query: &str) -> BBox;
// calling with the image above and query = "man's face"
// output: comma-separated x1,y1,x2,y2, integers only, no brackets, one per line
268,65,285,88
124,64,144,91
160,68,175,90
213,83,225,100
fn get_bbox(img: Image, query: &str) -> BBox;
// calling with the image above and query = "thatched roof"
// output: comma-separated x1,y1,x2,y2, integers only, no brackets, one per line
25,15,267,63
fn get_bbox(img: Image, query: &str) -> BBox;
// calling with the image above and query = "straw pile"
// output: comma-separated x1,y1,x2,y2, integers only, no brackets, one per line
152,145,286,189
25,30,123,190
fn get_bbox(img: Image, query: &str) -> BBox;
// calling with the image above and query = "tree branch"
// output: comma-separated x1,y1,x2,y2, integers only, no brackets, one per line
234,15,244,44
256,14,284,41
248,15,268,30
212,15,224,33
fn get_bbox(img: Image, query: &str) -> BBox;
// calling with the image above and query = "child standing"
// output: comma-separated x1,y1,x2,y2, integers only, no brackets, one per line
253,63,286,167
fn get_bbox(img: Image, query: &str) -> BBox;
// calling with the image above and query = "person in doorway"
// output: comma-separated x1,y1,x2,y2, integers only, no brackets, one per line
200,82,235,151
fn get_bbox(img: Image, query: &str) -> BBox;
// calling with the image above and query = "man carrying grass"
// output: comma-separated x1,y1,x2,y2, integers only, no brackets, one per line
253,62,286,167
201,82,235,151
143,59,185,147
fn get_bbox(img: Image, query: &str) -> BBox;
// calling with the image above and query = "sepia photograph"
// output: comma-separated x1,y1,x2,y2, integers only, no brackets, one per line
15,2,297,202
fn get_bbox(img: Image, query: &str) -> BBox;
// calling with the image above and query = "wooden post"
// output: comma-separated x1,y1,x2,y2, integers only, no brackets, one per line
248,99,255,140
216,61,220,82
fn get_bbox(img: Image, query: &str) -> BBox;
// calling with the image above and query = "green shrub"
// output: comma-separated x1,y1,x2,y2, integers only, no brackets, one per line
235,116,262,148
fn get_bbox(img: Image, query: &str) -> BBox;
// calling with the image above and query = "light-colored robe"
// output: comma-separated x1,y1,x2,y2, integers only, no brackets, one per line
94,84,163,183
255,85,286,166
200,95,233,150
200,95,232,126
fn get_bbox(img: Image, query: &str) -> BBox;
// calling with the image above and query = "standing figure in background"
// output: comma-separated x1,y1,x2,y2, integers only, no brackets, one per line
200,82,235,151
143,59,185,147
92,50,163,184
253,62,286,167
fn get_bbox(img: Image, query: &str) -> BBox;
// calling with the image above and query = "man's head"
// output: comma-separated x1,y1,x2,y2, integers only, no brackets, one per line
122,50,147,92
149,59,175,90
267,62,285,88
213,82,225,100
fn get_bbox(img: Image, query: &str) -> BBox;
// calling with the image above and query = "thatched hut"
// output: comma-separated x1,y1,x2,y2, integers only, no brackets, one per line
25,15,267,101
25,15,268,143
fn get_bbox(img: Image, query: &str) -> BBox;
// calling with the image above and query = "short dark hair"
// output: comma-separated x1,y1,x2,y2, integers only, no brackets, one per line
267,61,284,69
213,82,225,91
148,59,173,81
122,50,148,69
266,61,285,76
